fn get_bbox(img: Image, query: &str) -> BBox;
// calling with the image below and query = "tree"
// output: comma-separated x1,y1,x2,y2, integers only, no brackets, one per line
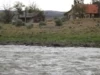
26,2,45,22
14,1,25,17
27,2,40,13
73,5,86,18
37,11,45,21
0,5,14,23
13,2,45,23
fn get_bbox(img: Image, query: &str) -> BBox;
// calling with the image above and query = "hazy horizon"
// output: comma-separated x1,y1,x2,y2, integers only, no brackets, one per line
0,0,91,12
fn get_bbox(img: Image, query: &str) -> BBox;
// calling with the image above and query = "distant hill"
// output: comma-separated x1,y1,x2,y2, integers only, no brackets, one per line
44,10,64,19
0,10,65,19
0,10,3,13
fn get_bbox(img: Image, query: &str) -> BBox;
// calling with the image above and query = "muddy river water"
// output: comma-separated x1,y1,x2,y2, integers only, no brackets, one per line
0,45,100,75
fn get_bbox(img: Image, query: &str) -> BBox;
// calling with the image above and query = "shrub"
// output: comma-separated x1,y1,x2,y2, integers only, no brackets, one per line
54,17,58,20
26,23,33,29
39,21,46,27
12,19,25,27
93,18,96,22
0,8,14,23
0,26,2,30
55,19,63,26
61,17,67,22
96,23,100,27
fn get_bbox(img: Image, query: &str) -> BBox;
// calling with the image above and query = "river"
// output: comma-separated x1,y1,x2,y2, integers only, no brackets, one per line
0,45,100,75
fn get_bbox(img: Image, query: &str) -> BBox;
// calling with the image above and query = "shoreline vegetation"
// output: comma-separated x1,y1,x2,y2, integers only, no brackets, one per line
0,41,100,47
0,18,100,47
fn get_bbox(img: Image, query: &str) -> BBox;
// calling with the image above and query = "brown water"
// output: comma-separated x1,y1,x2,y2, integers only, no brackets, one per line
0,45,100,75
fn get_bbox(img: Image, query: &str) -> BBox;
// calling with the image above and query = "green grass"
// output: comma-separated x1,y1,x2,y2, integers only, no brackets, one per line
0,18,100,47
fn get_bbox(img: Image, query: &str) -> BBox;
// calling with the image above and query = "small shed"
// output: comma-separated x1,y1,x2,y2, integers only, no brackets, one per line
19,11,45,23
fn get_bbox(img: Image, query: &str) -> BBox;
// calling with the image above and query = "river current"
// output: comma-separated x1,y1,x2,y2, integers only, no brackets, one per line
0,45,100,75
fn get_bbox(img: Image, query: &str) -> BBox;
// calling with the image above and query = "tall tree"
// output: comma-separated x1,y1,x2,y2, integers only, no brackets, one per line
14,1,25,17
27,2,45,22
0,5,14,23
73,5,86,18
27,2,40,13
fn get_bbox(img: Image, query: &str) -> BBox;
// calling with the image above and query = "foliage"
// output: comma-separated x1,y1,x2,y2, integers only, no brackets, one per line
55,19,63,26
64,12,68,16
64,9,72,16
26,23,33,29
0,13,3,22
54,17,58,20
0,26,2,30
73,5,86,18
0,18,100,47
61,17,67,22
38,11,45,21
12,19,25,27
39,21,46,27
0,7,14,23
96,23,100,27
27,2,40,13
26,3,45,22
14,1,25,15
13,1,45,23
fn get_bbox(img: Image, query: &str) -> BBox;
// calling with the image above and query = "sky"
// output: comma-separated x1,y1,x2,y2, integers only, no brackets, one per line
0,0,91,12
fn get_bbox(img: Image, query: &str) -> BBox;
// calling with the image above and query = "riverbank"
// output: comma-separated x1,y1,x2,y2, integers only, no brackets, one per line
0,41,100,47
0,18,100,47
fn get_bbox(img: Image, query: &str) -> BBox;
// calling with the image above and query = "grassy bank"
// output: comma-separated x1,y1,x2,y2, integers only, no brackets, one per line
0,18,100,47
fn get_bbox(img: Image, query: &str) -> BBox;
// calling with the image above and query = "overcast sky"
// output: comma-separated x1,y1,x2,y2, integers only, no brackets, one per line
0,0,91,12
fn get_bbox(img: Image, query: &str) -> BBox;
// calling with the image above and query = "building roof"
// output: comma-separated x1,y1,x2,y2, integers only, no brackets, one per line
85,4,98,14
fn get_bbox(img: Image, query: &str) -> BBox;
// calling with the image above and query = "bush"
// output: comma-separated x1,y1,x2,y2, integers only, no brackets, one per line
55,19,63,26
0,9,14,23
96,23,100,27
0,26,2,30
54,17,58,20
61,17,67,22
26,23,33,29
39,21,46,27
12,19,25,27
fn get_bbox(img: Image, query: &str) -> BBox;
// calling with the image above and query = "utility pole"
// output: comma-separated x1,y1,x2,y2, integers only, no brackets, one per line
25,8,27,23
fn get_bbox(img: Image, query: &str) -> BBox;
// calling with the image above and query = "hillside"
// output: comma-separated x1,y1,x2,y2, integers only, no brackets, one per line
44,10,64,18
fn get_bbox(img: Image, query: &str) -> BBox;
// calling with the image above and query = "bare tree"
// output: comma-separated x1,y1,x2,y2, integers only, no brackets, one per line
27,2,40,13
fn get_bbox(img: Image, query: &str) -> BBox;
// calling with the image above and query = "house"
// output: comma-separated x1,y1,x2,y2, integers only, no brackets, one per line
93,1,100,17
85,4,99,18
66,4,85,20
66,0,100,20
19,11,45,23
66,4,99,20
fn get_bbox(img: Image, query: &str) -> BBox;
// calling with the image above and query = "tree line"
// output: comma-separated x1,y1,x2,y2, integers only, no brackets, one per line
0,1,45,24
